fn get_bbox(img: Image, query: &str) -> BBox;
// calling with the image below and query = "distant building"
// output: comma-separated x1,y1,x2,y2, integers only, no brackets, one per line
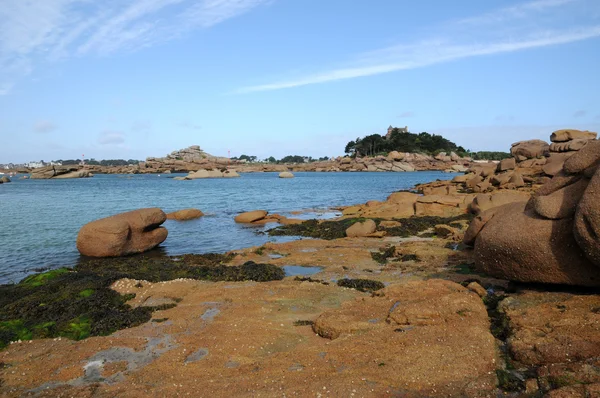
386,125,408,140
26,161,45,168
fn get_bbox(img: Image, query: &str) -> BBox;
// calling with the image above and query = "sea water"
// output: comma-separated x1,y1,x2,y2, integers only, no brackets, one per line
0,171,458,283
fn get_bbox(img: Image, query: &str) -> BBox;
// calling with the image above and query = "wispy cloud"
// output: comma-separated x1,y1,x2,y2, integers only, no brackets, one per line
98,131,126,145
398,111,415,118
34,120,58,133
573,110,587,117
0,0,272,94
237,0,600,93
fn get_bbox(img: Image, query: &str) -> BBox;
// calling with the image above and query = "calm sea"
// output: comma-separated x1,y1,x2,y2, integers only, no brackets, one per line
0,171,458,283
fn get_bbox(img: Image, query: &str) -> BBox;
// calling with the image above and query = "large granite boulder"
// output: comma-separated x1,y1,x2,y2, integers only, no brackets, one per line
468,190,530,215
550,129,597,142
470,202,598,286
30,165,91,179
76,208,168,257
345,219,376,237
510,139,549,161
464,139,600,287
234,210,268,223
573,149,600,266
0,176,10,183
279,172,294,178
53,170,91,179
542,152,575,176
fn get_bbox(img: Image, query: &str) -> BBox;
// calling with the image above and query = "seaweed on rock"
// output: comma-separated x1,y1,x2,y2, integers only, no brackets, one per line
268,214,473,240
0,255,284,349
337,278,385,293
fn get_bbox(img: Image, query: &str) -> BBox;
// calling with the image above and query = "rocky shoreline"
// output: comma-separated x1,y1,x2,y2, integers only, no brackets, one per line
21,145,474,179
1,129,599,397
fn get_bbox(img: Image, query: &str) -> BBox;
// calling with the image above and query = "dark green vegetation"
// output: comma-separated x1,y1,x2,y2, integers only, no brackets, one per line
269,214,473,240
399,254,419,262
337,278,385,293
470,151,512,161
371,246,396,264
345,129,467,157
344,129,511,160
0,255,284,349
232,155,330,164
293,320,315,326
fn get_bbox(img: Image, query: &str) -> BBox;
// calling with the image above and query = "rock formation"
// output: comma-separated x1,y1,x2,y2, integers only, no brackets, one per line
464,136,600,287
279,171,294,178
30,165,92,179
0,176,10,183
76,208,168,257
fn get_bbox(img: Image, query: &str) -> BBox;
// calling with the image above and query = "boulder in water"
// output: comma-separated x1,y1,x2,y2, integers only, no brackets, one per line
279,172,294,178
76,208,168,257
234,210,268,223
166,208,204,221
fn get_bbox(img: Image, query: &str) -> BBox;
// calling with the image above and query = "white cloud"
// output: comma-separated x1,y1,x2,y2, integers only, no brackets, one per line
237,0,600,93
34,120,58,133
98,131,126,145
398,111,415,118
0,0,272,93
182,0,273,28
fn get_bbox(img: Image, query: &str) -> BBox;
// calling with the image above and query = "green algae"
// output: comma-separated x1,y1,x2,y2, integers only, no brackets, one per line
79,289,94,298
19,268,70,287
337,278,385,293
0,254,284,349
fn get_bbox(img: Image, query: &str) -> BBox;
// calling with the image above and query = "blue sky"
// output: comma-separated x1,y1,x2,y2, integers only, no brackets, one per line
1,0,599,163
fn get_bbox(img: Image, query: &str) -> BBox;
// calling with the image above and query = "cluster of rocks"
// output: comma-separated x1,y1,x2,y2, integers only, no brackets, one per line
416,129,597,198
143,145,233,173
233,210,303,225
465,138,600,287
0,176,10,184
30,165,92,179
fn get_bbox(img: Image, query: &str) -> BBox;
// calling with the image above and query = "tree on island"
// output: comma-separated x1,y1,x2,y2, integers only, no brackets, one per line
53,159,140,166
345,129,468,157
230,154,257,162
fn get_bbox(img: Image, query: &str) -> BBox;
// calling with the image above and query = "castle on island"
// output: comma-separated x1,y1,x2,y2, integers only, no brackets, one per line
386,125,408,140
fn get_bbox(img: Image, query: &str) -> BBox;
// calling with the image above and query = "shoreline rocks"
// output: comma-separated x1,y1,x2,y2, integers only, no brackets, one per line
30,165,92,179
464,133,600,287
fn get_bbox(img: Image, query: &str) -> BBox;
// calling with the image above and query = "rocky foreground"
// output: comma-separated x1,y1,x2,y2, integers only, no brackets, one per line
1,129,599,397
